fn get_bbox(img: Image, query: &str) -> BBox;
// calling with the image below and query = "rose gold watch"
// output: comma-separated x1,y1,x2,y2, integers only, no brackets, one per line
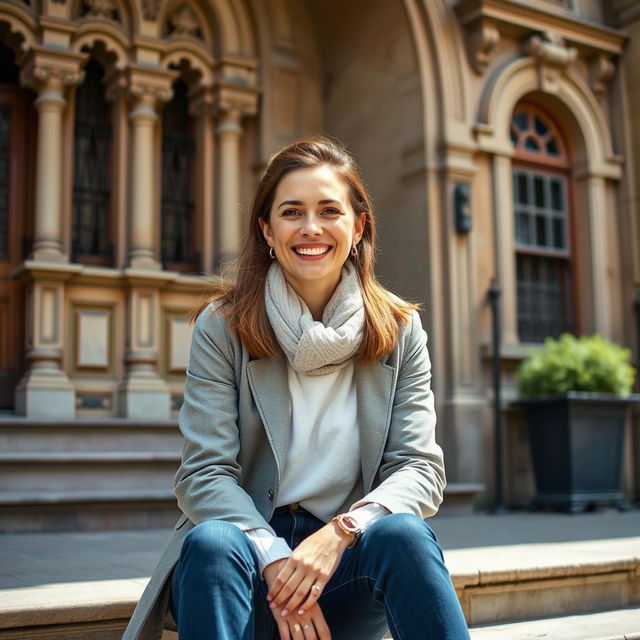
332,514,362,548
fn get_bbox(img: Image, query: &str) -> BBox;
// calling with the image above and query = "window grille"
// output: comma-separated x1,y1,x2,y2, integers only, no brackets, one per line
72,59,112,264
161,80,196,271
511,105,574,342
0,106,9,260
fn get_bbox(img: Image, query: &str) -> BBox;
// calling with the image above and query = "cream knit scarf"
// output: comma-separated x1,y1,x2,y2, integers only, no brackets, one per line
264,261,365,376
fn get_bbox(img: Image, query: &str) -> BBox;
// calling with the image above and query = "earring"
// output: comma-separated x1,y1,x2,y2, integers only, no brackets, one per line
351,245,358,258
269,247,276,260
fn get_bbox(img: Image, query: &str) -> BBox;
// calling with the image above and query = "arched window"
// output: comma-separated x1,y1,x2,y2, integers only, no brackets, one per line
510,104,575,342
161,79,197,272
72,58,112,265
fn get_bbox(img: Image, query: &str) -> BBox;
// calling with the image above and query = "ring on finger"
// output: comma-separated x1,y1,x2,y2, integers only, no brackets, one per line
302,624,310,630
311,584,321,592
293,623,302,632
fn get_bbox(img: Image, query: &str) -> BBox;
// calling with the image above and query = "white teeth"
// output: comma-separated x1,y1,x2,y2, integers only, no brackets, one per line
294,246,330,256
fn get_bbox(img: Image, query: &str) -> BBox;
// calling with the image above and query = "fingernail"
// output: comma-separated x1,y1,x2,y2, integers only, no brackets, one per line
269,602,275,609
266,595,272,601
298,609,304,615
281,609,288,617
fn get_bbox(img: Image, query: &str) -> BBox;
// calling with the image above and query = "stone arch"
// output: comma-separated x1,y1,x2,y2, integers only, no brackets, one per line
0,4,37,58
160,43,214,87
71,24,129,71
157,0,256,58
477,57,621,178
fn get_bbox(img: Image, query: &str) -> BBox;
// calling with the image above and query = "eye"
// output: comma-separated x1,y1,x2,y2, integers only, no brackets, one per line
321,208,342,216
281,208,301,217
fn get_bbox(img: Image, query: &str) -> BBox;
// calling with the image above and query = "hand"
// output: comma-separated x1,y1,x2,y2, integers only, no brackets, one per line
264,560,331,639
266,520,353,617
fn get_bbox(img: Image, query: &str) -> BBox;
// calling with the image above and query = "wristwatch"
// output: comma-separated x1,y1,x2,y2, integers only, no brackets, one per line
332,514,362,548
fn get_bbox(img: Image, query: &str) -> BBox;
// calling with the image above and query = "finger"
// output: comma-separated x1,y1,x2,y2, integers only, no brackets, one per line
289,620,306,639
273,568,306,610
301,620,317,640
268,562,296,602
274,611,291,640
312,608,331,640
296,581,324,615
283,573,318,615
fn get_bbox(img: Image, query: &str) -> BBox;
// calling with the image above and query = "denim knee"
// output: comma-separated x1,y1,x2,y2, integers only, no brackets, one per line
181,520,254,572
365,513,441,557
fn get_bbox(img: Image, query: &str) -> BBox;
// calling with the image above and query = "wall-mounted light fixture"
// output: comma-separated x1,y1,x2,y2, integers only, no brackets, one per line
454,183,472,234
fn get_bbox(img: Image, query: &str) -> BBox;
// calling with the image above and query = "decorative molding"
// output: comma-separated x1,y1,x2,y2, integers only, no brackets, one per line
168,4,202,39
84,0,119,20
467,20,500,74
525,30,577,67
213,82,259,119
142,0,160,21
19,47,87,92
590,54,615,96
124,64,178,107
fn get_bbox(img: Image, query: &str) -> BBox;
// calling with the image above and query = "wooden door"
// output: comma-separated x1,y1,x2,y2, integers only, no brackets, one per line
0,86,32,408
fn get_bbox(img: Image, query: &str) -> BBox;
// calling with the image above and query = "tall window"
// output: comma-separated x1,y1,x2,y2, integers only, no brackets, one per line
72,58,112,265
510,105,575,342
161,80,196,272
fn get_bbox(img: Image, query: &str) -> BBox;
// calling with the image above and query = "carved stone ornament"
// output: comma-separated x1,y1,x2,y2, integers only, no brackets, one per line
142,0,160,21
169,4,201,38
467,21,500,75
22,65,85,91
525,31,578,68
84,0,118,19
591,54,615,95
128,81,173,105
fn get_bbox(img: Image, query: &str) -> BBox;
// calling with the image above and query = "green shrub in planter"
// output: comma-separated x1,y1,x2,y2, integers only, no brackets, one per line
515,333,637,513
516,333,635,398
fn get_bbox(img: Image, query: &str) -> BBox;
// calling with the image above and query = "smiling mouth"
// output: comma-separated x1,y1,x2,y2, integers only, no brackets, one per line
293,246,331,256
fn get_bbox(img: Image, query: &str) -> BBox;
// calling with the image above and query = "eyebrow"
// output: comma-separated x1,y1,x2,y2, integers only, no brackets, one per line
277,199,343,208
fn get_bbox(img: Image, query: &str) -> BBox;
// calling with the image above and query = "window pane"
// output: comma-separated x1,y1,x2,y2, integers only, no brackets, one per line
550,179,563,210
510,127,518,146
536,214,547,246
546,138,559,156
534,116,548,137
553,217,566,249
525,136,540,152
534,176,545,207
513,112,528,131
517,173,528,205
516,211,531,244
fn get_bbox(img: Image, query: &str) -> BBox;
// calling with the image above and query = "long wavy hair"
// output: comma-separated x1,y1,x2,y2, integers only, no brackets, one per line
192,135,418,361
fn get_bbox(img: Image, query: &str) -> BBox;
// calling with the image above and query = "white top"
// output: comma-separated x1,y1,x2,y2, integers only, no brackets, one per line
243,362,389,574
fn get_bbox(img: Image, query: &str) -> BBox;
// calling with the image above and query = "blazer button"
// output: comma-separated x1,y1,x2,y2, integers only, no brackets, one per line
267,489,274,501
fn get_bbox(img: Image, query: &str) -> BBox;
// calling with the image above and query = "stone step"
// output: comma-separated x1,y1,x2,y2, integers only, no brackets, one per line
469,607,640,639
439,482,485,516
0,452,180,491
0,418,182,454
0,490,179,533
1,527,638,639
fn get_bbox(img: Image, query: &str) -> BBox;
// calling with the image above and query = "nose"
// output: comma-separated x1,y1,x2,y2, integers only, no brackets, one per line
300,213,321,236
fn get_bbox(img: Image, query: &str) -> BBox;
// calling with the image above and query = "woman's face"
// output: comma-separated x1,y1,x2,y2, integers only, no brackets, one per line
259,165,365,296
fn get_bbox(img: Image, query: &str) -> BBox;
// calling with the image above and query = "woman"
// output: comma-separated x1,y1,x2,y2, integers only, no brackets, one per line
124,136,470,640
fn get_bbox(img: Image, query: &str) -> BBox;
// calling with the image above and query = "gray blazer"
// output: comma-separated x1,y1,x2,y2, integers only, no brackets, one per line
123,306,445,640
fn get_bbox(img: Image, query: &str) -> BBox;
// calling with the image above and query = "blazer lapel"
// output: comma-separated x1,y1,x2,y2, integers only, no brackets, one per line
247,357,291,480
356,360,395,492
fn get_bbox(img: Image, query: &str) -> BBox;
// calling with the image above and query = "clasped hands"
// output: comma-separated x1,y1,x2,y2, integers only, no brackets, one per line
262,520,353,640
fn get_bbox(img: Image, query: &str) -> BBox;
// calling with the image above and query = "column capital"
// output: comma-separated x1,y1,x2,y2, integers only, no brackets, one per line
20,46,87,94
213,82,259,120
125,64,178,109
188,85,215,118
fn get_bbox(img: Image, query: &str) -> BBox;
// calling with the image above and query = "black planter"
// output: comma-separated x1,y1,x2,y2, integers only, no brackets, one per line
517,393,634,513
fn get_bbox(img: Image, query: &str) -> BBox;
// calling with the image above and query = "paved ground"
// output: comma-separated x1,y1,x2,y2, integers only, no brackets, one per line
1,509,639,590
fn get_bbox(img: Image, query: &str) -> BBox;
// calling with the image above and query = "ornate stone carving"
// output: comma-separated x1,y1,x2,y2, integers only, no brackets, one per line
142,0,160,21
84,0,118,20
467,21,500,74
21,63,85,92
591,54,615,96
525,31,578,68
128,81,173,104
168,4,201,38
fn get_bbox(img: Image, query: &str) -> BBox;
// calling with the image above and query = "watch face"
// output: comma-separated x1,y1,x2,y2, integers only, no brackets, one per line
340,516,358,532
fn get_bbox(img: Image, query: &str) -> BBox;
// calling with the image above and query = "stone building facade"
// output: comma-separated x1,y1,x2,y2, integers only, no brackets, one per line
0,0,638,507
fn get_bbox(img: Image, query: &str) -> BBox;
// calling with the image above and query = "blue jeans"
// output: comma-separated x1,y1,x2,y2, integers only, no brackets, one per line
170,506,470,640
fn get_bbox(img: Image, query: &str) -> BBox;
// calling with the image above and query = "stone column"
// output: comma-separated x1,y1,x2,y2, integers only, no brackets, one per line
125,66,175,269
213,83,258,265
21,48,86,262
14,49,86,417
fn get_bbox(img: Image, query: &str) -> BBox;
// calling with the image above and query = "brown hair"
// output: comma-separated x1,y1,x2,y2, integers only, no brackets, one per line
192,135,418,360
